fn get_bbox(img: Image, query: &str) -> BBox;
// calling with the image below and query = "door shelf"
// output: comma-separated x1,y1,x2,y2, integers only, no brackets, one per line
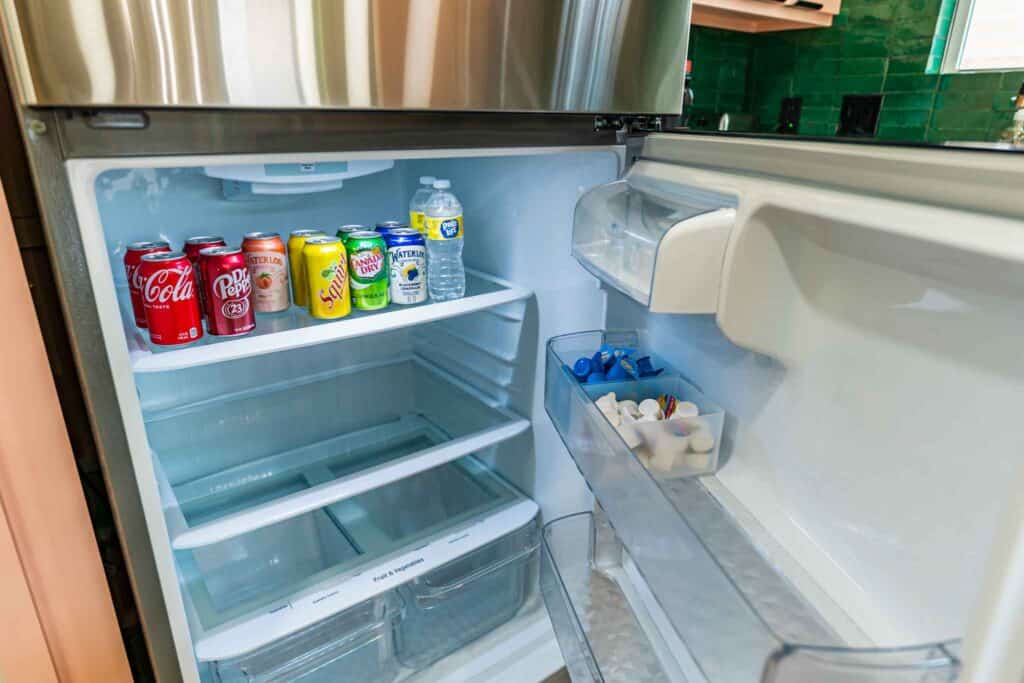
152,358,529,550
548,330,724,479
544,331,962,682
541,511,681,683
572,163,736,313
124,269,530,373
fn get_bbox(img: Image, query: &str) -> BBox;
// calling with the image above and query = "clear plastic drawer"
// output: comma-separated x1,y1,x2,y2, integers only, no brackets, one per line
394,515,539,670
212,595,398,683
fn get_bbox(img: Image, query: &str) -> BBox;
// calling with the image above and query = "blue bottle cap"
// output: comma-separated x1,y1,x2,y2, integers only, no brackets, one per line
585,371,607,384
619,356,639,379
606,361,629,381
636,356,654,375
572,357,592,381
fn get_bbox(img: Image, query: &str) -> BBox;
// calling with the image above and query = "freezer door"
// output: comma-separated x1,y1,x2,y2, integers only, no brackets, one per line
1,0,689,114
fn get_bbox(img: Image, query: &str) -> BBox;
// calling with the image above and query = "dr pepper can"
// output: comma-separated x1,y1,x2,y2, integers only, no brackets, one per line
138,251,203,345
124,240,171,327
184,235,226,318
200,246,255,336
242,231,290,313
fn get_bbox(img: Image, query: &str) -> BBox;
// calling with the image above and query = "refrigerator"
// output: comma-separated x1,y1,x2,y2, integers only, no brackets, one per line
4,2,1024,682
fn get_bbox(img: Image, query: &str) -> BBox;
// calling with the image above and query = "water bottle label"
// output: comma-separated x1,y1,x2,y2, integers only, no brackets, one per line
409,210,426,234
425,215,463,240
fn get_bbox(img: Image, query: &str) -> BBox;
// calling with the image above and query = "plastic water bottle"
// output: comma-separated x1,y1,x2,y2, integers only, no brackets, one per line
424,179,465,301
408,175,436,234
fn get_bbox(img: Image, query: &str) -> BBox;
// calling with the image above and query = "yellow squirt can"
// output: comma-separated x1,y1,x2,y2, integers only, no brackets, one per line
303,236,351,319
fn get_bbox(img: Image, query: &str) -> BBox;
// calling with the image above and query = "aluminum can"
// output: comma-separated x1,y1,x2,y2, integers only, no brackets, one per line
200,246,255,336
184,235,226,317
287,229,325,307
347,231,389,310
337,224,368,245
303,236,351,319
375,221,408,239
124,240,171,327
385,229,427,305
138,251,203,345
242,231,290,313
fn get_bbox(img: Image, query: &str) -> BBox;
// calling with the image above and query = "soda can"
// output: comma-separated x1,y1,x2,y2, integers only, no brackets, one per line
200,246,255,336
138,251,203,345
347,231,389,310
337,224,368,245
242,231,290,313
184,235,226,318
287,229,325,307
124,240,171,327
303,236,351,319
385,229,427,305
375,221,408,239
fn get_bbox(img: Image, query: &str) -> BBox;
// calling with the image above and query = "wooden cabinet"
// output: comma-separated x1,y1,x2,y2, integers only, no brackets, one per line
692,0,841,32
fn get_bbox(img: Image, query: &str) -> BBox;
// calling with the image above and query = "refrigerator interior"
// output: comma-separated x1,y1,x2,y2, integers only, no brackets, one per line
67,146,622,683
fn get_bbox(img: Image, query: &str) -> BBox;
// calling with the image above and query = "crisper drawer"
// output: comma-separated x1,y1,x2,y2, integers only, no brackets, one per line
213,595,399,683
182,457,538,664
394,516,540,669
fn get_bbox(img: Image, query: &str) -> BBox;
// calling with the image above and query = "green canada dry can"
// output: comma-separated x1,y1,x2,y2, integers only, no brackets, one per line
337,224,367,245
347,231,389,310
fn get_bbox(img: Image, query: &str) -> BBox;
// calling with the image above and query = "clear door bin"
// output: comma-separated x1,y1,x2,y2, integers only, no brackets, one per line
572,165,736,313
547,330,724,478
213,596,398,683
540,511,676,683
394,515,540,669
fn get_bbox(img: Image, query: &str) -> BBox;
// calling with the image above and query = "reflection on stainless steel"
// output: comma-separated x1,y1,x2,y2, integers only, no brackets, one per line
1,0,690,113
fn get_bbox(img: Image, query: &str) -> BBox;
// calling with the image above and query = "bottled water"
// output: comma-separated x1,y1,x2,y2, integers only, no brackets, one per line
408,175,436,234
423,179,465,301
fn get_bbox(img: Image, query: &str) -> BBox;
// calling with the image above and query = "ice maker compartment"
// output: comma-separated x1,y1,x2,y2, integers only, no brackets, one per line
212,595,398,683
572,162,736,313
394,516,540,670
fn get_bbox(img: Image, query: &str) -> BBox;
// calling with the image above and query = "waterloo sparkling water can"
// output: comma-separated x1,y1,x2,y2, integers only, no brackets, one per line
385,229,427,305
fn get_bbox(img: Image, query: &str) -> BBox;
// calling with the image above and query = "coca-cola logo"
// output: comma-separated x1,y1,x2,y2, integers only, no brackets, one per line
351,250,383,278
211,268,252,300
127,264,145,290
221,298,250,319
143,266,195,304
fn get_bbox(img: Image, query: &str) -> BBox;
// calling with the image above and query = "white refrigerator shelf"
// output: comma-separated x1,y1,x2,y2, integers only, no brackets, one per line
151,357,529,550
544,330,962,683
123,269,530,373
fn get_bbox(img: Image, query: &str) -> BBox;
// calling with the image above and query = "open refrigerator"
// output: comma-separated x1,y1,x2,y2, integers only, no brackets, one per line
27,131,1024,683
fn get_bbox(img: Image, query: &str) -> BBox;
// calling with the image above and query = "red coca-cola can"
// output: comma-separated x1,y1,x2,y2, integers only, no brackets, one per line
199,246,256,336
124,240,171,327
138,251,204,346
184,235,226,318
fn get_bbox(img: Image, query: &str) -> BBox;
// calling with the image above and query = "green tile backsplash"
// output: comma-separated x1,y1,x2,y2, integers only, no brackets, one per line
687,0,1024,144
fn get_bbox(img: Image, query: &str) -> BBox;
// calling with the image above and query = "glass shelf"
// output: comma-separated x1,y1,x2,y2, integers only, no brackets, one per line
153,358,529,550
123,269,529,373
544,330,962,683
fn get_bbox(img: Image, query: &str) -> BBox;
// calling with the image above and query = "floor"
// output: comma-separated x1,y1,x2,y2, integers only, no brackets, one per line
543,669,570,683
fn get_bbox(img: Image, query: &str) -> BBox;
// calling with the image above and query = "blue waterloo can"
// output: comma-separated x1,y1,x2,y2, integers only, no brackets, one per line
384,228,427,305
375,221,408,239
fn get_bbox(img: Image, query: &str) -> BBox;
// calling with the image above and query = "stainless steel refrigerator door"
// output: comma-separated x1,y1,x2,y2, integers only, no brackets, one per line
0,0,690,114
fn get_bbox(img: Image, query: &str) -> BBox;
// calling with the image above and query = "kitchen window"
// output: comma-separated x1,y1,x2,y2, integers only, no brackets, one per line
942,0,1024,72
